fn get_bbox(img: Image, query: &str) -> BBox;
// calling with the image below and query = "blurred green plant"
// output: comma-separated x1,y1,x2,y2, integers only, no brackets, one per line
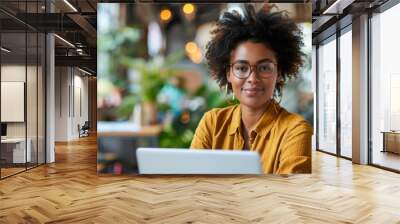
114,94,139,120
159,118,195,148
98,26,143,89
98,25,237,148
159,84,236,148
120,51,184,103
98,24,184,120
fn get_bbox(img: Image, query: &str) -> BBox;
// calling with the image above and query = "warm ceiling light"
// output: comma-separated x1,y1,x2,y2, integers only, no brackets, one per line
189,51,202,64
160,9,172,21
185,42,198,54
54,34,75,48
63,0,78,12
1,47,11,53
182,4,195,14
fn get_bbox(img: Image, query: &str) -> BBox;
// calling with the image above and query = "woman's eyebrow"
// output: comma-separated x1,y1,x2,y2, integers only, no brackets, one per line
232,58,276,64
256,58,276,63
233,59,249,63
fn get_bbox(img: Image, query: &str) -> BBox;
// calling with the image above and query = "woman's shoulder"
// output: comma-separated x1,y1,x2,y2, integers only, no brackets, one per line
200,104,239,128
204,104,239,118
277,107,312,131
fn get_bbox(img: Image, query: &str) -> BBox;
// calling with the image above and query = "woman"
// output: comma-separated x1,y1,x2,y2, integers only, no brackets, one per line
190,5,312,174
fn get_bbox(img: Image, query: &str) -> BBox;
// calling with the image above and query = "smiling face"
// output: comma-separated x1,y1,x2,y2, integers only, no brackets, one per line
227,41,278,110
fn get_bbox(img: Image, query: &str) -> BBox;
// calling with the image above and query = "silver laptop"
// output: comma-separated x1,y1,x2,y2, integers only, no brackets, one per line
136,148,262,174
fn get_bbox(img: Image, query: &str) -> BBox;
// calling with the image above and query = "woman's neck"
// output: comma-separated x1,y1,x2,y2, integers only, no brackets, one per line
240,100,272,133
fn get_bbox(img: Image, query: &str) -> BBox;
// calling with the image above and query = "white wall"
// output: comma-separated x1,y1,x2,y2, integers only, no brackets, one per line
352,14,369,164
1,65,36,138
55,67,89,141
55,67,69,141
46,33,55,163
1,64,45,164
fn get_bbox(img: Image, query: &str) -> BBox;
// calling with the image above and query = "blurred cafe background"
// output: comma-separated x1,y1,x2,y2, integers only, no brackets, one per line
97,3,313,174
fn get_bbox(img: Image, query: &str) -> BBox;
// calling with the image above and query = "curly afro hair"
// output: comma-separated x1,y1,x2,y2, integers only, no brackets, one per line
205,4,304,98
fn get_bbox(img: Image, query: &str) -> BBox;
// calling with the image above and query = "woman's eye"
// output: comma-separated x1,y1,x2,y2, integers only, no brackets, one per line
258,64,272,73
235,65,248,72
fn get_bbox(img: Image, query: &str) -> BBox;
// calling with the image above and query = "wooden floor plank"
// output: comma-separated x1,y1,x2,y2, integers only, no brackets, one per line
0,135,400,223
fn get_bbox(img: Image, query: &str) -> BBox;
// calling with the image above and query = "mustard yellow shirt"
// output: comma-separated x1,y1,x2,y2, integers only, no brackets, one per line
190,100,312,174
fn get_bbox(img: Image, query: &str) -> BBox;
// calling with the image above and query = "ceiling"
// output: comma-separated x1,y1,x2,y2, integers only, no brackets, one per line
0,0,97,74
1,0,314,76
312,0,390,44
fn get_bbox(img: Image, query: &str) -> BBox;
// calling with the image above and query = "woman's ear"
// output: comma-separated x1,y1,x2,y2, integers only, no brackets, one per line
276,74,281,83
276,70,283,83
226,72,231,83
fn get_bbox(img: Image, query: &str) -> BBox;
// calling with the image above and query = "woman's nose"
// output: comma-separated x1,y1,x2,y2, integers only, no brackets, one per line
246,68,261,83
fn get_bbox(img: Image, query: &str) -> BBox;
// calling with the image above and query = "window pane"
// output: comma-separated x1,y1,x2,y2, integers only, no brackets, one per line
371,3,400,171
1,30,28,177
340,29,352,158
318,37,337,154
27,30,38,169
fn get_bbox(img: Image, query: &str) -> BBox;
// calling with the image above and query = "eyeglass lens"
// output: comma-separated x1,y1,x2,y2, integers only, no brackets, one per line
232,61,275,78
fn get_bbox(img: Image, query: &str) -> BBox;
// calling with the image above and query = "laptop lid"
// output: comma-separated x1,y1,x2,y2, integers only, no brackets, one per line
136,148,262,174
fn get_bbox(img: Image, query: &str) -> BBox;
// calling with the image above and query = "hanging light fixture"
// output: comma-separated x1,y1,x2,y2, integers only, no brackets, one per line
54,34,75,48
1,47,11,53
63,0,78,12
78,67,93,76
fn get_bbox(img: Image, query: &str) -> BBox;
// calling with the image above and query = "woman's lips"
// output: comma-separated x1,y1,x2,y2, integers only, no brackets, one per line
241,87,265,96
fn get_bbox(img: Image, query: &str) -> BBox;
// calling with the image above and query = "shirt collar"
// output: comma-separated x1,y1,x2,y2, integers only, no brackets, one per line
228,105,242,135
228,99,281,136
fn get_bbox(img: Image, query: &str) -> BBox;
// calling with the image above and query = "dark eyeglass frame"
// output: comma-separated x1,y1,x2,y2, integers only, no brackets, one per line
229,60,278,79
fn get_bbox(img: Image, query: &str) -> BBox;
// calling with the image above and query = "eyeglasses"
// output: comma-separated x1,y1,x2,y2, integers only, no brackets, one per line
230,60,277,79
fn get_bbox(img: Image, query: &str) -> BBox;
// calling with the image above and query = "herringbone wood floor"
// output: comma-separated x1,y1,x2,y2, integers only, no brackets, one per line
1,135,400,223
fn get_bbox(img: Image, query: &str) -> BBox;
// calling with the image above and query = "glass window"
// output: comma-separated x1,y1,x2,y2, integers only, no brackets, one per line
27,30,38,169
371,3,400,171
0,1,46,179
318,37,337,154
339,28,352,158
1,31,28,177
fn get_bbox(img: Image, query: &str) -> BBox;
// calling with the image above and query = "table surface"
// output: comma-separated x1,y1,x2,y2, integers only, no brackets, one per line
1,138,27,143
97,121,162,137
381,131,400,134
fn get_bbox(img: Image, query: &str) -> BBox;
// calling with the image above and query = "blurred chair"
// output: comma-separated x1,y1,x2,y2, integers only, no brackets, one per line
79,121,90,138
